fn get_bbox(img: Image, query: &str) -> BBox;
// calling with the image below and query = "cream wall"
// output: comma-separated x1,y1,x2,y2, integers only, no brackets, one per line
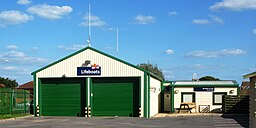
149,77,161,117
174,87,237,112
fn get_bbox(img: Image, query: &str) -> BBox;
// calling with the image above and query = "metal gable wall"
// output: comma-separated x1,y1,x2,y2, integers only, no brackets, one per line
36,49,144,77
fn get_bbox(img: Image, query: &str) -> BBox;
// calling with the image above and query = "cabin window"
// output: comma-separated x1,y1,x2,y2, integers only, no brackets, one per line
181,92,195,103
213,92,227,105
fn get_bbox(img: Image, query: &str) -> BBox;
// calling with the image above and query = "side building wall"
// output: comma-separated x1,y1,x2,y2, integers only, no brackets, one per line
149,76,161,117
173,87,237,112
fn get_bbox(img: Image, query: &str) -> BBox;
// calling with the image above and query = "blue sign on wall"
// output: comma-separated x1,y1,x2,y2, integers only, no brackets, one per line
194,87,215,92
77,67,101,76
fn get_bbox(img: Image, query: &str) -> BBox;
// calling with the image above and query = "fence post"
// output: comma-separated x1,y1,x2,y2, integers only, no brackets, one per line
10,89,13,114
24,90,26,115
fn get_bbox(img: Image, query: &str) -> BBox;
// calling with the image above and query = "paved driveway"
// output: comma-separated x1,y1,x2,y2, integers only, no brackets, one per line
0,114,248,128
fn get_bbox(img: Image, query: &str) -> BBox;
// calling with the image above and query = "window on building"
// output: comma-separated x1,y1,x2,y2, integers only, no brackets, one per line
181,92,195,103
213,92,227,105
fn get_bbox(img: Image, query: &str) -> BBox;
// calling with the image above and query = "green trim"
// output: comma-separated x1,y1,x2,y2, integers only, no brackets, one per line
143,73,148,118
160,81,164,112
85,78,89,108
172,84,238,87
31,47,162,81
237,86,240,96
181,92,195,103
89,77,93,116
148,72,163,82
147,74,150,117
212,92,227,105
33,74,36,116
139,77,141,116
170,81,239,87
38,79,42,116
243,72,256,78
171,86,174,113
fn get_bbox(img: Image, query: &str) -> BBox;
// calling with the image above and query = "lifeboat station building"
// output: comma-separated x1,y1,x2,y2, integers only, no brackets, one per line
32,47,162,118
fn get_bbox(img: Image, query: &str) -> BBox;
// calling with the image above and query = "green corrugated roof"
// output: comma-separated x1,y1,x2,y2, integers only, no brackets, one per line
169,80,239,87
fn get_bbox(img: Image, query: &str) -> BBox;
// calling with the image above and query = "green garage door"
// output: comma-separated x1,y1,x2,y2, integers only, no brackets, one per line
92,77,139,117
40,78,86,116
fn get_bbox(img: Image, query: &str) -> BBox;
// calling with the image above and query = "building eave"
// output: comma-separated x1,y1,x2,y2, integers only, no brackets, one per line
243,72,256,79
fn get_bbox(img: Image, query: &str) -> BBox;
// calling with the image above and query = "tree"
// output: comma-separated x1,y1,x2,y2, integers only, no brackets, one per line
137,63,164,80
0,77,18,88
199,76,220,81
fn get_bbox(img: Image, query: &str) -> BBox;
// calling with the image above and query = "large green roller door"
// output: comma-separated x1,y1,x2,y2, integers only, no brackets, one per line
92,77,139,117
40,78,85,116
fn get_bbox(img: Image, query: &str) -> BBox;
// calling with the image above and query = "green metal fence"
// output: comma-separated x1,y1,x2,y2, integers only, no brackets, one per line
0,88,31,115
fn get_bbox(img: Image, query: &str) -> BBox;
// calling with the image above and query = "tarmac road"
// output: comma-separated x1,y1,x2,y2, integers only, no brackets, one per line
0,114,248,128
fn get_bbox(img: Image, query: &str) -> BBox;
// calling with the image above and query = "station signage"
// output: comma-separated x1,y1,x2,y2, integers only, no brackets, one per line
193,87,214,92
77,60,101,76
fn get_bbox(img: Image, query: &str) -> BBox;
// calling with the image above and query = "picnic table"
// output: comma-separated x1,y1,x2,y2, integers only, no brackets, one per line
177,102,196,113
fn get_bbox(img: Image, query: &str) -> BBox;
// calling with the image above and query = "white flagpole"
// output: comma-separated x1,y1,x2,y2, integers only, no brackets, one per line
88,3,91,47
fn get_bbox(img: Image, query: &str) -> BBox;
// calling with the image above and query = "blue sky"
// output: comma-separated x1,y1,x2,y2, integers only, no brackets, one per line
0,0,255,85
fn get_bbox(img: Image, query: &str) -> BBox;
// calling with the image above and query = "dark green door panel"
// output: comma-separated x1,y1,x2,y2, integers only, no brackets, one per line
92,77,139,117
40,78,86,116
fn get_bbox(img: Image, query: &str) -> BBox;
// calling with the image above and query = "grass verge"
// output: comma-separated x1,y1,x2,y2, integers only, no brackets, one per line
0,114,30,119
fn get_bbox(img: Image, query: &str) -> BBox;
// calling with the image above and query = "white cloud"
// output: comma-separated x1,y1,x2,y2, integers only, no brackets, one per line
17,0,31,5
3,51,26,58
192,19,210,25
165,49,174,55
252,29,256,35
0,66,17,71
27,4,73,20
58,44,86,51
80,13,107,27
0,10,33,27
192,15,224,25
209,14,224,24
185,49,247,58
221,49,247,55
7,45,18,50
168,11,177,16
132,14,156,24
186,51,217,58
0,50,48,64
209,0,256,11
